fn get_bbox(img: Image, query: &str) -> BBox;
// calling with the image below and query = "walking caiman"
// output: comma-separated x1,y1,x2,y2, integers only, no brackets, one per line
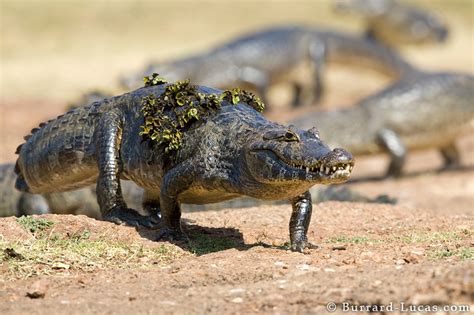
120,26,416,106
290,72,473,177
14,80,354,252
0,163,144,218
334,0,448,46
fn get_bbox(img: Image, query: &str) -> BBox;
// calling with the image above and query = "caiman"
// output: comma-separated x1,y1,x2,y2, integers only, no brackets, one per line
14,80,354,252
120,26,415,106
291,72,473,177
334,0,448,46
0,163,144,218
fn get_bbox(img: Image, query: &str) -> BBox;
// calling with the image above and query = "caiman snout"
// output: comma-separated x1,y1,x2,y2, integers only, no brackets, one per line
321,148,353,166
318,148,354,182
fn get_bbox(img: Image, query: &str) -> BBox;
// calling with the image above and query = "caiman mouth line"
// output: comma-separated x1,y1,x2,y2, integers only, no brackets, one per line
254,149,354,177
284,160,354,176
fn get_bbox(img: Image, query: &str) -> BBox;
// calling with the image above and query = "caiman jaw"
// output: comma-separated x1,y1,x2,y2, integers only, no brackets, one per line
274,147,355,183
284,160,354,177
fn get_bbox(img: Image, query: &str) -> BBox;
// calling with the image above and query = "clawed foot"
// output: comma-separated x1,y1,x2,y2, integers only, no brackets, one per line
104,207,161,228
439,163,461,172
155,227,189,243
290,235,319,253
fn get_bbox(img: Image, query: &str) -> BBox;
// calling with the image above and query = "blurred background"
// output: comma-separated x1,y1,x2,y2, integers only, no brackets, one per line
0,0,473,213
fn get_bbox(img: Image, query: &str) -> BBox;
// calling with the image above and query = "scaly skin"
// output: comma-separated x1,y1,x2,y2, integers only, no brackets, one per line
15,84,354,252
0,163,144,219
334,0,448,46
291,72,474,177
120,26,415,106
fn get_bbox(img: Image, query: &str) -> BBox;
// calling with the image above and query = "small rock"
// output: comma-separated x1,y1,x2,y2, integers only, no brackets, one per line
51,262,70,270
229,288,245,295
403,253,420,264
332,246,346,251
395,259,406,265
274,261,286,268
324,268,336,273
342,258,355,265
231,297,243,303
26,280,49,299
296,264,310,271
3,248,24,260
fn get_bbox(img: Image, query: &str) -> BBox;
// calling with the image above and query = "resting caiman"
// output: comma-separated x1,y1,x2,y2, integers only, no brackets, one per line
14,81,354,252
290,72,474,177
334,0,448,46
120,26,415,106
0,163,144,218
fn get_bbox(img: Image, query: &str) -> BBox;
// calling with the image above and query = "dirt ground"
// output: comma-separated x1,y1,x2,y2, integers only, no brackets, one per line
0,201,473,315
1,0,473,314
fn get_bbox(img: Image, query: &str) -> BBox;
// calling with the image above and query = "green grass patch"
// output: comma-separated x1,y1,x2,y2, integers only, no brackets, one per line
16,216,54,233
0,228,186,281
326,229,472,246
326,235,383,244
394,230,470,244
429,247,473,261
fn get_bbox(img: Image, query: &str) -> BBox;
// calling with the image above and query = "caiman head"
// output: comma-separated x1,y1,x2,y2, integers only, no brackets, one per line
368,5,448,45
243,125,354,199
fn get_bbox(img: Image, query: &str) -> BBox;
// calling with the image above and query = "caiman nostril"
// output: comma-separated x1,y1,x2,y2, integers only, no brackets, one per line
332,148,353,162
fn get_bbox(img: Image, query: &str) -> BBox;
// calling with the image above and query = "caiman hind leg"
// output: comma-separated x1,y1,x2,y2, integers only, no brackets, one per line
289,191,316,252
439,143,461,170
96,109,160,228
377,129,407,177
156,164,195,242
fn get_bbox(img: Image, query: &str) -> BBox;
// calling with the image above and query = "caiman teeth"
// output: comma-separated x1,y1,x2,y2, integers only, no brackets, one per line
282,159,353,176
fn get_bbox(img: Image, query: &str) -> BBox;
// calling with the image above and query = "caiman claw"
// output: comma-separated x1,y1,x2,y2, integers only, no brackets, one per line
155,227,189,243
290,232,319,252
104,206,161,228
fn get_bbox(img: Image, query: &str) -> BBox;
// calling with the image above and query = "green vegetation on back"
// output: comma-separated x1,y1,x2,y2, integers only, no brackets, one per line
139,73,264,153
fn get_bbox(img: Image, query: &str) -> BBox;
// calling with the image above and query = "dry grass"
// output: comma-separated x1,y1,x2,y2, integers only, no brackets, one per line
325,229,473,261
0,217,187,281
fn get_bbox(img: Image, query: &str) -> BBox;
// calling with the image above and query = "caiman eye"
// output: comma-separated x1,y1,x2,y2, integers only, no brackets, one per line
263,129,300,142
283,131,299,142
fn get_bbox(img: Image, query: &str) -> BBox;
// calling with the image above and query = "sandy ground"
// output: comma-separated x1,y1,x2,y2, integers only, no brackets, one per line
0,202,473,314
0,1,473,314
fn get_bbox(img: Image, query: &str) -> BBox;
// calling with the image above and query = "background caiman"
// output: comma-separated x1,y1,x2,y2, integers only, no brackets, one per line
291,72,474,177
120,26,416,107
0,163,144,218
14,82,353,252
334,0,448,46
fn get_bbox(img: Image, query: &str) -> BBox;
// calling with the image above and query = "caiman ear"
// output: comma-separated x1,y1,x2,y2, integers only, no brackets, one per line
263,129,300,142
307,127,320,139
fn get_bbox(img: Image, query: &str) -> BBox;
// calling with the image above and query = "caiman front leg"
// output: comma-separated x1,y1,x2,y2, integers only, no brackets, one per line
439,143,461,170
309,41,327,105
96,109,160,228
156,164,194,242
289,191,314,252
377,128,407,177
238,67,270,106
